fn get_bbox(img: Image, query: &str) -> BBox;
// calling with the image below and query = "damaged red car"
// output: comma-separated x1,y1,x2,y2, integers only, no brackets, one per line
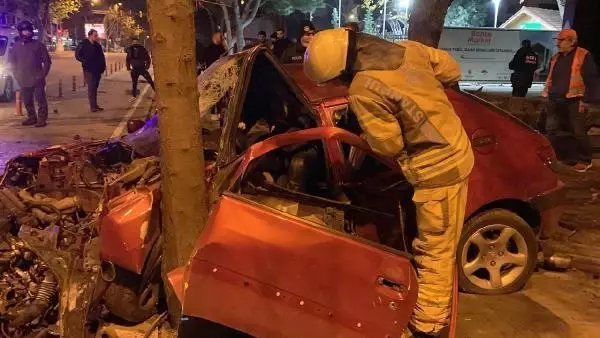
0,47,564,337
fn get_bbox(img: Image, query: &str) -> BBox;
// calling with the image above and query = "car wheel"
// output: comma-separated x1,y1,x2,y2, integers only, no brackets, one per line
457,209,537,295
1,77,15,102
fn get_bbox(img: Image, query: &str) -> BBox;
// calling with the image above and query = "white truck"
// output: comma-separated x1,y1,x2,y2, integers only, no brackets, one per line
438,27,558,83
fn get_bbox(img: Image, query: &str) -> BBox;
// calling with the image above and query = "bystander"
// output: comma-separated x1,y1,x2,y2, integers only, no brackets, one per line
126,37,155,101
509,40,539,97
9,21,51,127
197,32,226,73
543,28,598,172
280,22,315,64
76,29,107,112
272,28,292,59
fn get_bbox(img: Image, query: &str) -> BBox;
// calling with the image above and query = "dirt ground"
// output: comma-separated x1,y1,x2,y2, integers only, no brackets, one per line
458,270,600,338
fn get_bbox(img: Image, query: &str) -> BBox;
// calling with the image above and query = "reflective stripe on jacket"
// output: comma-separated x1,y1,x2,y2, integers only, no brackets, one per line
542,47,589,98
348,40,474,188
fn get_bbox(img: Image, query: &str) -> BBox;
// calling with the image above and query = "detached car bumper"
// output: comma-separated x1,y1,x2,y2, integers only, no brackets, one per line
529,180,567,239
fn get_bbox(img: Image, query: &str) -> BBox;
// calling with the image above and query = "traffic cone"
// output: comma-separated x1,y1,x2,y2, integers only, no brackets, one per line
14,90,23,116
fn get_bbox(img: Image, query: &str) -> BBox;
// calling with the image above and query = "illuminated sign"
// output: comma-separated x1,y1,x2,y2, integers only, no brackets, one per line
84,23,106,39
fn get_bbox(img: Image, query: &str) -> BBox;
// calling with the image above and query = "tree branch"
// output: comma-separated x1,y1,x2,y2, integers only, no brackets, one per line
242,0,261,28
241,0,255,22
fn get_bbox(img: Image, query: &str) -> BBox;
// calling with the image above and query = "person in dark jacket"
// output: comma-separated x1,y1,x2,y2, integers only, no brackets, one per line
126,37,155,100
76,29,106,112
509,40,539,97
197,32,226,72
243,31,269,50
272,28,292,59
8,21,51,127
281,23,315,64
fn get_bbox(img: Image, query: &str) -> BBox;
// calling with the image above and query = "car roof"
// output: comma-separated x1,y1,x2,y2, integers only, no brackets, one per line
281,64,349,105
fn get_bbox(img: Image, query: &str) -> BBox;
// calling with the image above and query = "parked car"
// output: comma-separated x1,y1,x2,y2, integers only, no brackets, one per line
0,46,564,337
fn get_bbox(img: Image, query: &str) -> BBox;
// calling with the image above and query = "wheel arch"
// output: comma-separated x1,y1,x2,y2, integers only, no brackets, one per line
466,199,541,231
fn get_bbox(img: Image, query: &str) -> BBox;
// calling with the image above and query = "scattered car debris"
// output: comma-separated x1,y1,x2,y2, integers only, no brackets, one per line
0,134,164,337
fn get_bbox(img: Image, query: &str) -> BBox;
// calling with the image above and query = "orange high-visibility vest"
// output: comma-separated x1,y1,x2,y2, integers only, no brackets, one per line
542,47,589,98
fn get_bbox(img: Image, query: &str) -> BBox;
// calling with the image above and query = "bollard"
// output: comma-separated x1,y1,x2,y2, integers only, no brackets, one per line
72,76,76,92
105,68,108,77
58,80,63,98
110,64,113,74
16,90,23,115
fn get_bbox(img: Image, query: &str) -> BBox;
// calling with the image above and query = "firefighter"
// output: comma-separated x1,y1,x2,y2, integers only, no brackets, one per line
304,28,474,338
543,28,598,172
9,21,52,127
509,39,539,97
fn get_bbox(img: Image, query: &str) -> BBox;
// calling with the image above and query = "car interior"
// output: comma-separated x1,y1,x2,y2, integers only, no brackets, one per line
234,53,318,154
227,53,416,254
237,138,415,254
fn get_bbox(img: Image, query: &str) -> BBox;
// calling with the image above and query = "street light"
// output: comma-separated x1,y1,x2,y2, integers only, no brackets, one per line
492,0,501,28
382,0,388,38
338,0,342,27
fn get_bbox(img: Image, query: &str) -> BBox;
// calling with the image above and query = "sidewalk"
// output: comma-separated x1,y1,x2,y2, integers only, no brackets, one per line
541,159,600,273
0,69,154,171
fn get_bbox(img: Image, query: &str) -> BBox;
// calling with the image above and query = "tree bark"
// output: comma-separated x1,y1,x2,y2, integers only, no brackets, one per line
147,0,209,327
241,0,261,29
408,0,454,47
220,1,234,55
38,0,51,45
233,0,244,51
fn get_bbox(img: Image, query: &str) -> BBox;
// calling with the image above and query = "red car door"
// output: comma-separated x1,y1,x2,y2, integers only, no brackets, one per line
171,128,418,337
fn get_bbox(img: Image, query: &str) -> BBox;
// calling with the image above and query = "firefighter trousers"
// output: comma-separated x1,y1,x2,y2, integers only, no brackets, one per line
409,178,469,334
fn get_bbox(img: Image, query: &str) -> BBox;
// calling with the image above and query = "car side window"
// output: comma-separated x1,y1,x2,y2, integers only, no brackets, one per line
331,105,362,135
237,140,341,227
236,139,409,252
339,143,410,251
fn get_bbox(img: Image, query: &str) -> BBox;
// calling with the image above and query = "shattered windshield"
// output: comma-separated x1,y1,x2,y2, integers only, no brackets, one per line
121,55,244,156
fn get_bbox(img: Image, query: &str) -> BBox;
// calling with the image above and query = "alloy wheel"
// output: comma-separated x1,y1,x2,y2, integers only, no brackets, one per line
460,223,528,290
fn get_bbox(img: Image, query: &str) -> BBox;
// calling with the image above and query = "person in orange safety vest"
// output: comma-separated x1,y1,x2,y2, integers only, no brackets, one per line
542,28,598,173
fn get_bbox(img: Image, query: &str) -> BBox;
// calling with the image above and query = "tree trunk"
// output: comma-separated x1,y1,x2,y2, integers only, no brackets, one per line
147,0,209,327
38,0,51,45
220,2,234,55
233,0,245,52
408,0,454,47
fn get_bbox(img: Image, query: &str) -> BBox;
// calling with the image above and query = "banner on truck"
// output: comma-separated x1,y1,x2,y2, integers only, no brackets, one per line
438,28,558,83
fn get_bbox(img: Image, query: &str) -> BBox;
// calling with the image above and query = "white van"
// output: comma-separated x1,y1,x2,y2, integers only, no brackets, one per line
0,26,18,101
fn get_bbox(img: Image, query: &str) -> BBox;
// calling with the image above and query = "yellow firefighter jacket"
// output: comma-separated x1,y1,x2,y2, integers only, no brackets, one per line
348,40,474,188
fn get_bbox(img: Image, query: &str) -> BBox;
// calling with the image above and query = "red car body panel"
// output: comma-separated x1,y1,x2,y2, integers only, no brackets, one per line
178,194,418,337
100,184,160,274
284,63,563,218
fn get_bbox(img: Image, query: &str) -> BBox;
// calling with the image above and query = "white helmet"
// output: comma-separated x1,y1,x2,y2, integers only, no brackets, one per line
303,28,349,84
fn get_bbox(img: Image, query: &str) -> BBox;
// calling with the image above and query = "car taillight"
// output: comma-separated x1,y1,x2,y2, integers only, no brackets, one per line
537,144,558,169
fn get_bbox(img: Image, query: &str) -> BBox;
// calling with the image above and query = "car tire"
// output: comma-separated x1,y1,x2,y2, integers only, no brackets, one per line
457,209,537,295
1,77,15,102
